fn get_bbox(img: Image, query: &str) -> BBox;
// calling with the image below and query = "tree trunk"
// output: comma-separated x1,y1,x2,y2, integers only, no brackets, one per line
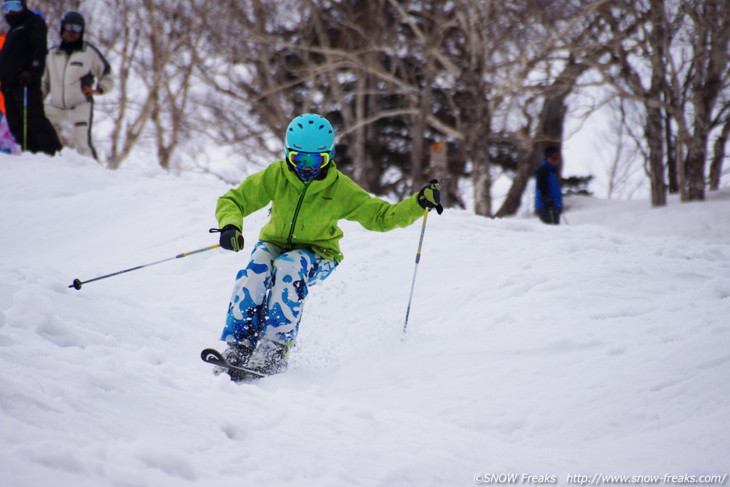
496,137,537,218
709,117,730,190
645,0,667,206
410,71,433,190
665,109,678,193
645,105,666,206
351,77,369,189
473,158,492,217
429,141,455,207
684,135,708,201
470,99,492,217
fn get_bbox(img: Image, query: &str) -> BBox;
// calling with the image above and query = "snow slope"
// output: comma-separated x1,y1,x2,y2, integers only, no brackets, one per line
1,153,729,487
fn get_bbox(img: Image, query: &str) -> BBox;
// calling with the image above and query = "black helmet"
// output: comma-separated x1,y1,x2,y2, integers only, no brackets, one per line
60,11,85,33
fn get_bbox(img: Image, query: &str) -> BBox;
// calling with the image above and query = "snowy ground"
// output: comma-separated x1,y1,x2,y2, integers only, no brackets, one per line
1,152,729,487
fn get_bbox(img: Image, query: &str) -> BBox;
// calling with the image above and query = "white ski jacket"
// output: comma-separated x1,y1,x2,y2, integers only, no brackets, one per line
42,42,113,109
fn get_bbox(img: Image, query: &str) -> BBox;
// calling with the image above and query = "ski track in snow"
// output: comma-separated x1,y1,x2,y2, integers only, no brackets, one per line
1,153,729,486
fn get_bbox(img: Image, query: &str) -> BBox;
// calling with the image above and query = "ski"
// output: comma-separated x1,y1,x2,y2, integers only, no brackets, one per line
200,348,267,379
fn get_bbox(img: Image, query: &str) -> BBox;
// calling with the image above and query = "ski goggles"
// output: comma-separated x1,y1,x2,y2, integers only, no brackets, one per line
63,23,84,33
287,151,331,171
2,1,23,13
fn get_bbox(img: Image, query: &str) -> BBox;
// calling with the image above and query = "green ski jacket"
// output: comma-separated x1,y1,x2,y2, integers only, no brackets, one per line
216,160,424,262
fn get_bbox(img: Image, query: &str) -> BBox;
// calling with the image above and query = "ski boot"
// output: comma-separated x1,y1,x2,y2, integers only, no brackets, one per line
221,342,255,382
247,339,290,376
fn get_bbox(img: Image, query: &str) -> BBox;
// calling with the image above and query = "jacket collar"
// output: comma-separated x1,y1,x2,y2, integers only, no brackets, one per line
53,41,86,54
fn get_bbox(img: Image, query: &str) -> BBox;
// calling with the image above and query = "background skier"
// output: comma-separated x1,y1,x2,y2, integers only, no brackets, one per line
42,10,113,160
214,113,443,380
0,18,6,115
0,0,61,155
535,146,563,224
0,18,20,154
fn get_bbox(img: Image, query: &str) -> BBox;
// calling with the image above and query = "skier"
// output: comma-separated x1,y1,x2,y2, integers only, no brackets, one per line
0,0,62,155
0,19,20,154
535,146,563,225
0,20,6,115
42,11,113,160
213,113,443,380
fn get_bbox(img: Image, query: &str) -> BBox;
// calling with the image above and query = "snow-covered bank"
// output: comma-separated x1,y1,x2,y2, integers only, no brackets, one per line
1,153,728,486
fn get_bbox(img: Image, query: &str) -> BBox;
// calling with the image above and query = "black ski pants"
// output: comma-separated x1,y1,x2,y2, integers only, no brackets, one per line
1,81,61,155
537,206,561,225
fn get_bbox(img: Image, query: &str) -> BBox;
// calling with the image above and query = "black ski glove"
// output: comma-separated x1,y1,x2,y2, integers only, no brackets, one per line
219,225,244,252
417,179,444,215
543,196,554,208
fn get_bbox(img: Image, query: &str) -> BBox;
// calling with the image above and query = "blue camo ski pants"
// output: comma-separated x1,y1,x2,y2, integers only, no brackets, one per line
221,241,338,347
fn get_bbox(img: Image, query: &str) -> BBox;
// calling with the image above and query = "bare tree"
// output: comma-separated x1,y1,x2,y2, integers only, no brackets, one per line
496,57,590,217
98,0,150,168
597,0,730,204
143,0,209,169
493,0,640,217
679,0,730,200
36,0,728,207
589,0,671,206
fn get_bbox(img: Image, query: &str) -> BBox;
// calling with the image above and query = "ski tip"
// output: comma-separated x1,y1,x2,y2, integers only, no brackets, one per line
201,348,224,363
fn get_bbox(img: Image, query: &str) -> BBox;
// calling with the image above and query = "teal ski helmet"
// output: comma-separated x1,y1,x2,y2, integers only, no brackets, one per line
285,114,335,157
285,114,336,181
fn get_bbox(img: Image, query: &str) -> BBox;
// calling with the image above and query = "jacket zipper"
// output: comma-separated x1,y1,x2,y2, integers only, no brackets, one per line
61,52,70,109
286,181,311,248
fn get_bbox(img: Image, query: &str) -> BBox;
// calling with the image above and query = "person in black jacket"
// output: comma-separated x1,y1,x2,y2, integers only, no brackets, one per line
0,0,61,155
534,146,563,225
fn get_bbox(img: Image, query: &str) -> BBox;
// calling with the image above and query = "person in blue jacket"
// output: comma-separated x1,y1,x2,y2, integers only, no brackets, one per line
534,146,563,224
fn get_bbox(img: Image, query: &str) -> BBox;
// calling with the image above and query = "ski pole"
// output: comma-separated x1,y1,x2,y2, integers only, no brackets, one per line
22,86,28,151
69,244,221,290
403,209,430,335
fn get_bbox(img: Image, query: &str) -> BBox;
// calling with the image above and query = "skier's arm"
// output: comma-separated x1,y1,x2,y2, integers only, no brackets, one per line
88,43,114,94
28,18,49,80
341,177,423,232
